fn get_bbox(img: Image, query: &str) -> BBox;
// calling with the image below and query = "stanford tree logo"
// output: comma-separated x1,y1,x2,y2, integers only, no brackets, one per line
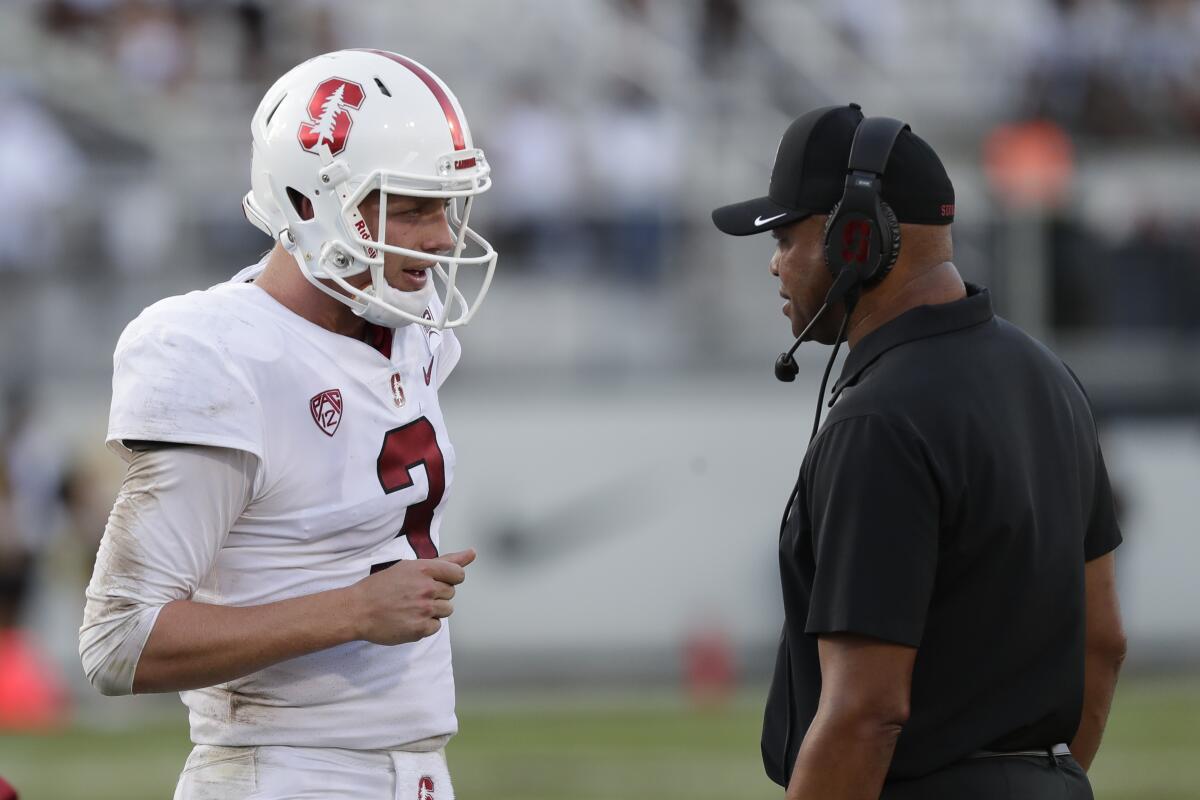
298,78,365,156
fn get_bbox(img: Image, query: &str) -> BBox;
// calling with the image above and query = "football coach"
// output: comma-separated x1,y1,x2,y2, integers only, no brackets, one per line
711,103,1126,799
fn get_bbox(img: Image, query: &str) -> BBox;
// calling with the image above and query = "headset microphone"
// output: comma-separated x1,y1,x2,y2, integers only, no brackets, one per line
773,353,800,382
773,268,861,383
774,321,817,382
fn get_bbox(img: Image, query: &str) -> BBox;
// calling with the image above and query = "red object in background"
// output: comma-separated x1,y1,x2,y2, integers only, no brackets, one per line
0,775,18,800
983,119,1076,211
0,629,68,730
684,626,735,709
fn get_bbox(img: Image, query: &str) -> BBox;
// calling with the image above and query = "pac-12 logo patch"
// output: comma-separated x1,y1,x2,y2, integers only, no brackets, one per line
417,776,435,800
298,77,365,156
309,389,343,436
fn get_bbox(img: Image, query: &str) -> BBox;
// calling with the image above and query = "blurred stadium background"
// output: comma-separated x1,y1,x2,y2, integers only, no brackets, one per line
0,0,1199,797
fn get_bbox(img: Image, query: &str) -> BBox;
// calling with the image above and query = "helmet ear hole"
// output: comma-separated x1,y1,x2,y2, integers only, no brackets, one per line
286,187,315,221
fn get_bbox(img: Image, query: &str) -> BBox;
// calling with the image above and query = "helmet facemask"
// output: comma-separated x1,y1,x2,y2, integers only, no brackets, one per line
278,146,496,330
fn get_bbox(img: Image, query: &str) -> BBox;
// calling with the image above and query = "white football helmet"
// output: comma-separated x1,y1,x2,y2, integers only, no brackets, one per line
242,49,496,329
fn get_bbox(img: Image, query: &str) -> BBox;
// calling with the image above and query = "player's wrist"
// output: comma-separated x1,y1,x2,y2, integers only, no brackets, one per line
331,584,367,644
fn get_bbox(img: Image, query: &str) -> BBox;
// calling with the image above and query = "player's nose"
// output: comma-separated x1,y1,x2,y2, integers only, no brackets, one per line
420,214,455,255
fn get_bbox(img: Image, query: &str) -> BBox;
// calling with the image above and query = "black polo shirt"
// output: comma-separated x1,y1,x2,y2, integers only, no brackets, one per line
762,283,1122,785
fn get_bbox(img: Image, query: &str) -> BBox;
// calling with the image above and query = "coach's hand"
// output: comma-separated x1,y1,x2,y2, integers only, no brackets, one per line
349,549,476,646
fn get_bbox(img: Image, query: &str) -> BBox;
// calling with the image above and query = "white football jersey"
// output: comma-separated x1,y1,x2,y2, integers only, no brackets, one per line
107,270,462,749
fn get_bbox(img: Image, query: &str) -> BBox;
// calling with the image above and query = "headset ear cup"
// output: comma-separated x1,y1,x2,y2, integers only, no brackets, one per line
871,199,901,284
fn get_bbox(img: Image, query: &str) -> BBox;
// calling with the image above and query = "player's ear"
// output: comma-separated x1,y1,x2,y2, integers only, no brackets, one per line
285,187,315,222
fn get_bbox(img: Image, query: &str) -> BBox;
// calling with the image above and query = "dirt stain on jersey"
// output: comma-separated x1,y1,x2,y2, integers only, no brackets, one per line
79,449,168,694
177,745,257,798
224,682,276,726
228,687,249,722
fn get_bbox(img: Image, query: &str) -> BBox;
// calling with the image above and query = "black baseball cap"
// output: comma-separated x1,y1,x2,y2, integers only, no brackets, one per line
712,103,955,236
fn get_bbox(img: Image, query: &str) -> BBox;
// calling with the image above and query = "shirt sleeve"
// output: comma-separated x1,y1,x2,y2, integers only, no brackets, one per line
1060,361,1123,561
1084,442,1122,561
78,445,256,696
803,414,940,648
106,303,264,462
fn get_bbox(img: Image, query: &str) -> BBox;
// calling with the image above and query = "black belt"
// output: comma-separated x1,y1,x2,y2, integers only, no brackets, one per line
968,743,1071,760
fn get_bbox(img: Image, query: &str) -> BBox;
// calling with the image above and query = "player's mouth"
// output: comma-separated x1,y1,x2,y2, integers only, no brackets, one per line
395,264,432,292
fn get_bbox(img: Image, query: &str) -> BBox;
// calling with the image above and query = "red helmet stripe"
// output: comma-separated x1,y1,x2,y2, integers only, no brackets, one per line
356,49,476,169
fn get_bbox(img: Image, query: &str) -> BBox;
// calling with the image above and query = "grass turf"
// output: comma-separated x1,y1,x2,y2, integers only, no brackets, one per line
0,677,1197,799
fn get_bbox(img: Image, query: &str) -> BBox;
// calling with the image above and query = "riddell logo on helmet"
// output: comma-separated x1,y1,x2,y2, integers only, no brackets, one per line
298,77,365,157
353,218,379,259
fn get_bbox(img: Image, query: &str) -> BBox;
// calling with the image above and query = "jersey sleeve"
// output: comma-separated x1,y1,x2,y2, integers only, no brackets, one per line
79,445,256,695
107,300,264,461
802,414,940,648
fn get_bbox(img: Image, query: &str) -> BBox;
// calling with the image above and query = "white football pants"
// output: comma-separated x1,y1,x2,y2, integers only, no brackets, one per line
172,744,454,800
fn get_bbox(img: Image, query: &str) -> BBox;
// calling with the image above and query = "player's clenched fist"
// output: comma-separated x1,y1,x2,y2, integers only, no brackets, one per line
347,549,476,646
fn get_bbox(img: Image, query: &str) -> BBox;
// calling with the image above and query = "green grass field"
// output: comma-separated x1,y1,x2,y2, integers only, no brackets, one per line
1,677,1197,799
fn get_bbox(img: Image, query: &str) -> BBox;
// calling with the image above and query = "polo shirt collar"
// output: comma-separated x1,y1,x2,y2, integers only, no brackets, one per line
831,282,993,399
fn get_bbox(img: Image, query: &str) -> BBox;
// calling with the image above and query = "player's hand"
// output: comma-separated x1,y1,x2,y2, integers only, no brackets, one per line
348,549,476,646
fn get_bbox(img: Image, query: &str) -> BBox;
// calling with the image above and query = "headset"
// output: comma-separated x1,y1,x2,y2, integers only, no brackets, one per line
775,115,910,388
822,115,908,297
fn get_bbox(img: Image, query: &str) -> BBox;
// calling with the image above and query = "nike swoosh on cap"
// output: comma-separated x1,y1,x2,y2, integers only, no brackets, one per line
754,213,787,226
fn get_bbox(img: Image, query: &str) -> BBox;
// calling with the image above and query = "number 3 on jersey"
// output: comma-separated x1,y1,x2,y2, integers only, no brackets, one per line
374,417,444,565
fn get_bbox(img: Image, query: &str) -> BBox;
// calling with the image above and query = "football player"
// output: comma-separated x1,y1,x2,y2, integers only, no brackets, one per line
79,50,497,799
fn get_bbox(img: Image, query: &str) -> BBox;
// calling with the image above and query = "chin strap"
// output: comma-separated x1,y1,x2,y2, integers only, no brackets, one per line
355,280,436,329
